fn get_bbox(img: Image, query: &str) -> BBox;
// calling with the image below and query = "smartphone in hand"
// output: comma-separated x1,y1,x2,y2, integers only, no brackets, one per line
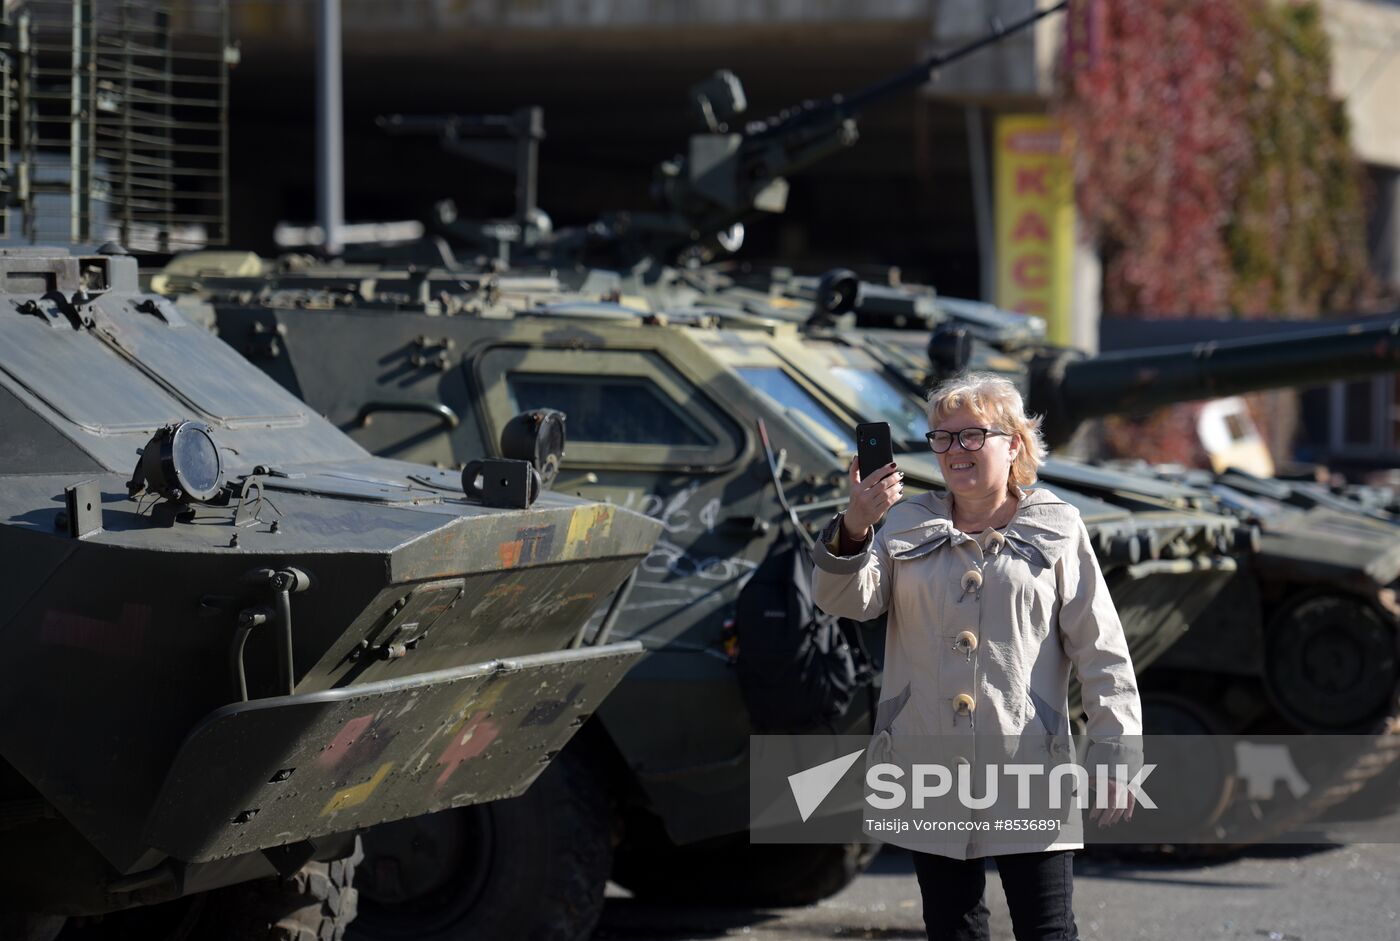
855,421,894,480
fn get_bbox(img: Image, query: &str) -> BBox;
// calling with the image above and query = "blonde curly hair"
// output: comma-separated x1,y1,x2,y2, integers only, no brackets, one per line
926,372,1048,490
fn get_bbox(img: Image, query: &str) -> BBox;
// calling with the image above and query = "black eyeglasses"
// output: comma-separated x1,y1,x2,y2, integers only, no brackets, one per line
926,427,1013,453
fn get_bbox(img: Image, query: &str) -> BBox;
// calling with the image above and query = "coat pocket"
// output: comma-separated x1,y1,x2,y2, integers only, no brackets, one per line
1026,688,1070,736
874,683,913,735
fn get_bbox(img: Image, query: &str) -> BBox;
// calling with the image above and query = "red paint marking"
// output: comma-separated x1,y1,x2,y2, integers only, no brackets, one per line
39,604,150,657
434,711,500,790
316,714,375,770
499,540,523,568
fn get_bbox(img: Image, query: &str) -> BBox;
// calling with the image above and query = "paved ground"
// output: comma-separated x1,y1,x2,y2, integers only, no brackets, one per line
597,842,1400,941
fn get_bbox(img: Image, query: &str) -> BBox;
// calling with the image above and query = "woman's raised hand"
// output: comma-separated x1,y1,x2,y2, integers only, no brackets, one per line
842,457,903,541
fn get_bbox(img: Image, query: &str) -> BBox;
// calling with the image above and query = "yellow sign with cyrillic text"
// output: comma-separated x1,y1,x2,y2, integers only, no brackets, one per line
994,115,1075,345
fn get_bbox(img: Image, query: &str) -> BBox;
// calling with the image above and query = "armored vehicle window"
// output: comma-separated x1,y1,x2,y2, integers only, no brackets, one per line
828,367,928,442
508,375,714,447
475,345,741,469
735,367,848,442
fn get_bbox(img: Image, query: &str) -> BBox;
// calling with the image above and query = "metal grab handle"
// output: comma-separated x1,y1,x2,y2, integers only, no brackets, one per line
231,567,312,702
354,401,460,429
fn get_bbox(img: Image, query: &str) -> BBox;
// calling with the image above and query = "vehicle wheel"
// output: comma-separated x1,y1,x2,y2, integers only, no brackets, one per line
0,912,66,941
612,839,878,907
197,840,362,941
1140,692,1236,837
348,751,612,941
1265,594,1397,732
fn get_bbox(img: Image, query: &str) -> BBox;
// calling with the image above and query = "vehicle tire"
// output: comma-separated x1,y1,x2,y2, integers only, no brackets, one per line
347,751,612,941
612,839,878,907
196,840,362,941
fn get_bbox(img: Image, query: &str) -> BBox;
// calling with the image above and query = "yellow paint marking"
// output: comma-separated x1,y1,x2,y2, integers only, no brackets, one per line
564,504,614,559
445,681,509,730
321,761,393,816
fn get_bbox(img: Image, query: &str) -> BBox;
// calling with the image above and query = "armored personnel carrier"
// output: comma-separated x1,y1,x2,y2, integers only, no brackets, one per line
0,247,662,940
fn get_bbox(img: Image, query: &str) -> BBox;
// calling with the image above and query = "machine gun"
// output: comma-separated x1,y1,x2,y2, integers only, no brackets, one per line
606,0,1069,266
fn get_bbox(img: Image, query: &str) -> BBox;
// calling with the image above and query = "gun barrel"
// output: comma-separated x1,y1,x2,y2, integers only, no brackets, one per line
1058,317,1400,423
749,0,1067,141
844,0,1068,113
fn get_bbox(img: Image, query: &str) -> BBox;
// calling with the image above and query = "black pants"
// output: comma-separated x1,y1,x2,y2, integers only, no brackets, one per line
911,850,1078,941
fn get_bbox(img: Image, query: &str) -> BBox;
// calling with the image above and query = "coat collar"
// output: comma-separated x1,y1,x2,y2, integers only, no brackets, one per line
883,487,1079,568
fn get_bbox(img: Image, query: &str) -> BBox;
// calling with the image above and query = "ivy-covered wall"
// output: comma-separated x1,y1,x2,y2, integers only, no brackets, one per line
1058,0,1374,466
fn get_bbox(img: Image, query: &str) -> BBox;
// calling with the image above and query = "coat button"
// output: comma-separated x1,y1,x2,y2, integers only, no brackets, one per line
956,630,979,653
952,693,975,716
960,570,982,595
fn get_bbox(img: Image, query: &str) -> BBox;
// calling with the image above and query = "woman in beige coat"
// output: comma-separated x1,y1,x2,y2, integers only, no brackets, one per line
811,373,1142,941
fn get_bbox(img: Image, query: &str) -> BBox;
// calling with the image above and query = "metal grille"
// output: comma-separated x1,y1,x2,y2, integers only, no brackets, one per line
1,0,230,250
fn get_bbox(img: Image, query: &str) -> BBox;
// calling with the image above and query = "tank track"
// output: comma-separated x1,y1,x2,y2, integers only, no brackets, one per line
1208,682,1400,852
1124,681,1400,859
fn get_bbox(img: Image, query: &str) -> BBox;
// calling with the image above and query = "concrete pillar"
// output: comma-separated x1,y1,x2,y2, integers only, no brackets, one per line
1071,227,1101,354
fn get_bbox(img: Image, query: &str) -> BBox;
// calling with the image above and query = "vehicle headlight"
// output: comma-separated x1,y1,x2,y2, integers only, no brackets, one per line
133,420,226,503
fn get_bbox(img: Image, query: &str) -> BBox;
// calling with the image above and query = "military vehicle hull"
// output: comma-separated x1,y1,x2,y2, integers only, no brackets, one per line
0,249,660,937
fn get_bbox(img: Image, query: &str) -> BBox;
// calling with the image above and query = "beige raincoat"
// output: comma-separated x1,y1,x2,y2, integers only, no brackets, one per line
811,487,1143,858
